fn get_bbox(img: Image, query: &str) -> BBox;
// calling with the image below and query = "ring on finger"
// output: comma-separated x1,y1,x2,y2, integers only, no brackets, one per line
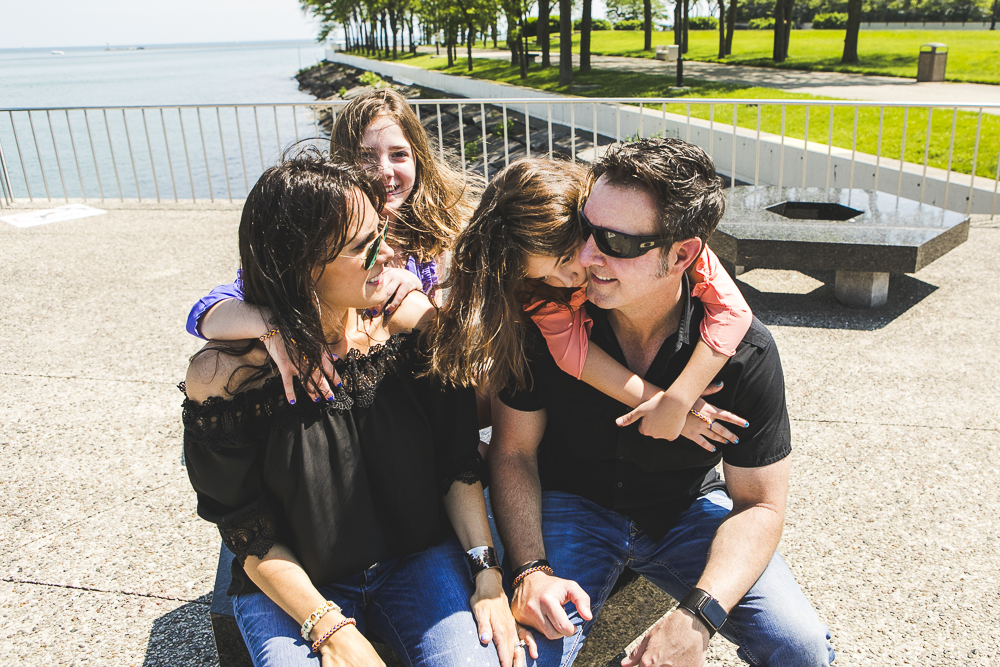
708,420,715,432
517,639,528,648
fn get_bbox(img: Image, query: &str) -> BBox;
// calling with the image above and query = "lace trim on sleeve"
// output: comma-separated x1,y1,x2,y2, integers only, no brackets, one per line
218,497,278,562
438,450,487,495
327,334,407,412
179,380,286,453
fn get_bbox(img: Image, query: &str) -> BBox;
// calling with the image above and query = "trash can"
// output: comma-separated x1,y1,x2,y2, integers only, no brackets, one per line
655,44,679,62
917,43,947,82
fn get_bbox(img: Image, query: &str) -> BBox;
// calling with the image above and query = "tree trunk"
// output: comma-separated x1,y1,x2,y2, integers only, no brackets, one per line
409,12,417,54
492,22,499,48
539,0,551,68
518,15,528,78
644,0,653,51
772,0,785,62
447,27,455,67
718,0,726,58
991,0,997,29
782,0,794,60
559,0,573,86
506,12,519,65
726,0,736,55
842,0,861,63
467,21,475,71
389,10,399,59
581,0,593,73
674,1,682,46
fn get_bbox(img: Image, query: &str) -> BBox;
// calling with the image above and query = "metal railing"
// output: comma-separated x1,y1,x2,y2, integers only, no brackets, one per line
2,98,998,215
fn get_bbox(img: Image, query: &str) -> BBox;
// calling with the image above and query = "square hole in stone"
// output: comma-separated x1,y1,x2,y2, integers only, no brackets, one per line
766,201,863,221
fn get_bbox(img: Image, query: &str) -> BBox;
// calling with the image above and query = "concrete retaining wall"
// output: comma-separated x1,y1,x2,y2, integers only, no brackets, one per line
325,50,999,215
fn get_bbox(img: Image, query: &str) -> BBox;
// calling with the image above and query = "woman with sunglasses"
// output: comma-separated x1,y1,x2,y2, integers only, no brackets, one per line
181,149,522,667
185,90,476,405
428,157,752,449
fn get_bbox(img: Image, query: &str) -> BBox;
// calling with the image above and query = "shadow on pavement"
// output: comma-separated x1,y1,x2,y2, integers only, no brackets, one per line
740,270,938,330
142,593,218,667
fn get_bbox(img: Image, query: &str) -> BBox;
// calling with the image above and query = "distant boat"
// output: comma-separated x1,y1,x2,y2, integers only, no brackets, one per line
50,50,65,55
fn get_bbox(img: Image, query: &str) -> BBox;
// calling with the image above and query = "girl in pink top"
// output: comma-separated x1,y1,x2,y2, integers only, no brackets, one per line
431,158,751,449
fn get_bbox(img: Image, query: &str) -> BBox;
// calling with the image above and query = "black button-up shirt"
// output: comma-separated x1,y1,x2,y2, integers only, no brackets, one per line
499,285,791,540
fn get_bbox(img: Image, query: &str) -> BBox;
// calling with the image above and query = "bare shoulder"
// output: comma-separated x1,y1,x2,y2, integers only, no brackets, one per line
387,290,436,334
184,342,271,403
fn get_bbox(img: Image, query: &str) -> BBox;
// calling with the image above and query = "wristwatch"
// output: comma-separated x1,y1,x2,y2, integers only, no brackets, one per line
677,587,727,638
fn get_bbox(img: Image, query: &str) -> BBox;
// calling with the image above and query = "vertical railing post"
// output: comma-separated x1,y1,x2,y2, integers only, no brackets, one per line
920,107,933,205
897,107,909,197
122,109,142,201
873,106,884,192
235,107,249,196
480,102,489,181
197,107,214,202
28,111,52,200
944,108,958,209
731,104,737,190
458,103,466,178
217,107,233,202
801,105,810,189
825,105,834,189
524,103,531,159
778,106,786,188
46,110,69,202
849,107,858,190
754,105,761,188
160,109,179,202
142,109,161,202
502,103,510,168
0,135,13,205
65,110,86,201
84,110,105,201
967,109,983,215
178,108,196,202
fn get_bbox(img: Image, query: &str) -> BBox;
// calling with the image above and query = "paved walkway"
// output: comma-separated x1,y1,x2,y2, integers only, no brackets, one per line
423,46,1000,109
1,200,999,665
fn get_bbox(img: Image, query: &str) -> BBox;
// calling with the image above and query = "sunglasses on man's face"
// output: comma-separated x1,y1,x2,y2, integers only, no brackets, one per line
580,207,670,259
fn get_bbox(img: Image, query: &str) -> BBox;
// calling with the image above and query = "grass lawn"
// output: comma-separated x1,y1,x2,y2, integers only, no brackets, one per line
519,29,1000,85
369,52,1000,179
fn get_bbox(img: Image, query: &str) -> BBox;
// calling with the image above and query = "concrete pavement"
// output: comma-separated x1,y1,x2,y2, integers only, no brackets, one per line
1,199,998,665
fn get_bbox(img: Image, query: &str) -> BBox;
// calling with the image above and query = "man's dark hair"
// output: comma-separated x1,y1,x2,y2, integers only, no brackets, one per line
589,138,726,274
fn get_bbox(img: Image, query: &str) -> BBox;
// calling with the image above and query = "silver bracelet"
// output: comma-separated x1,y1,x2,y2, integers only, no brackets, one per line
465,546,502,581
301,600,341,642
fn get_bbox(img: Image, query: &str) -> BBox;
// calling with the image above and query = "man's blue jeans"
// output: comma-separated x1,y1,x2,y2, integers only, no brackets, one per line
525,489,835,667
231,535,501,667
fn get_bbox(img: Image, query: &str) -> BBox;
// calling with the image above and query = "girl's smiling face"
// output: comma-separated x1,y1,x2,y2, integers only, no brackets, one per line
524,244,587,289
360,116,417,219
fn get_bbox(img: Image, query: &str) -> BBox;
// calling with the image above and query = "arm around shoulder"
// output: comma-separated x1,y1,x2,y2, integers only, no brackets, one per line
184,343,270,404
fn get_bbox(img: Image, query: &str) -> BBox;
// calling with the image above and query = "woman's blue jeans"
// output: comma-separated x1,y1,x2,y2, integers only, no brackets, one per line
231,535,501,667
524,489,835,667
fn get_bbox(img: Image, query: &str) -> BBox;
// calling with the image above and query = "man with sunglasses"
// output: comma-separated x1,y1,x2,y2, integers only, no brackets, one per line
489,139,834,666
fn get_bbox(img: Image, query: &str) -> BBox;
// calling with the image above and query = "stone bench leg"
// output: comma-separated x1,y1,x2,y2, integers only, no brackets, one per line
834,271,889,308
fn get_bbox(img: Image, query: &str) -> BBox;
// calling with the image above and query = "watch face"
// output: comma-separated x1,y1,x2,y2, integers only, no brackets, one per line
701,598,728,630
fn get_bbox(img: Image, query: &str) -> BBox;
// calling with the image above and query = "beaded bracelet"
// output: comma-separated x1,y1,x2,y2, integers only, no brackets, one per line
311,617,356,654
300,600,341,642
259,328,280,343
512,565,555,591
689,409,712,426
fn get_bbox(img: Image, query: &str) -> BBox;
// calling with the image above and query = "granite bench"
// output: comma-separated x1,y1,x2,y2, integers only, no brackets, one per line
209,544,674,667
712,187,970,308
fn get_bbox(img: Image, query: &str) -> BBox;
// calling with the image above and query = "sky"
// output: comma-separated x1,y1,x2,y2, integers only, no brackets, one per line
5,0,325,49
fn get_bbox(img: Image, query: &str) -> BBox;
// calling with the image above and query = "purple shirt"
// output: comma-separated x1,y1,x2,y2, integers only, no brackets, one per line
186,259,439,339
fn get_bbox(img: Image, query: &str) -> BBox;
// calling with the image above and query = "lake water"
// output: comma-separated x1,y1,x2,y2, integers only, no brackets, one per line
1,41,333,201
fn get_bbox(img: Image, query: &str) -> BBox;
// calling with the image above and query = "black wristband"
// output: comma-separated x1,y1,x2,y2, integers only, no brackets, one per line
464,546,502,580
511,559,551,583
677,587,727,638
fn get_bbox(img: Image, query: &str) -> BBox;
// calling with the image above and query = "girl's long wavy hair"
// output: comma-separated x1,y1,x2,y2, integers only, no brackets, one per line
223,146,386,393
427,158,588,393
331,89,476,262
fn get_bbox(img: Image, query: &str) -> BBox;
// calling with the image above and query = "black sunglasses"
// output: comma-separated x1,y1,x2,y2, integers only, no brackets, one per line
580,208,670,259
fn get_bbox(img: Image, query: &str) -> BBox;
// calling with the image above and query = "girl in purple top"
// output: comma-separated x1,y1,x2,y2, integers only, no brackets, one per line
188,90,477,404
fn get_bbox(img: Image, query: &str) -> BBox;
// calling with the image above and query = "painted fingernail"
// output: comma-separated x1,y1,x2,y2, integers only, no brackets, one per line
711,446,717,452
336,381,343,388
744,421,750,428
289,399,296,405
716,380,723,386
331,353,339,360
734,437,739,444
314,397,320,402
479,632,490,643
327,395,335,402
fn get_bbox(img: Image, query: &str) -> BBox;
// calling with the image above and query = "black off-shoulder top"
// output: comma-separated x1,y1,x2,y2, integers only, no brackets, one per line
181,334,484,595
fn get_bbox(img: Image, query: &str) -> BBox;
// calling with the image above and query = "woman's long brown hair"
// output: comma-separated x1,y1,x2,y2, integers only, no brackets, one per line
427,158,588,393
331,89,477,262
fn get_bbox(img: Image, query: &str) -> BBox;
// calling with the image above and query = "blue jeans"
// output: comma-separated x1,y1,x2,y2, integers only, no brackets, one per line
232,535,501,667
525,490,835,667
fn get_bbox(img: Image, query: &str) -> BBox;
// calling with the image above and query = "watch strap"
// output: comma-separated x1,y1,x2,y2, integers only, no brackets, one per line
677,587,727,638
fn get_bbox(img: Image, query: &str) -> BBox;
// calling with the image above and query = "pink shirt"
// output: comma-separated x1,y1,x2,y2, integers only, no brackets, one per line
526,246,752,379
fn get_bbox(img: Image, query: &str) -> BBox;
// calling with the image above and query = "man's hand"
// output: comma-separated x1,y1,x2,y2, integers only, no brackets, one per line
620,609,710,667
510,571,592,641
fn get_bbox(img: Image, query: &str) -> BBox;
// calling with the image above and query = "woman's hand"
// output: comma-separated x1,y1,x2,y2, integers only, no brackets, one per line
376,267,423,317
260,331,341,405
318,624,385,667
471,569,525,667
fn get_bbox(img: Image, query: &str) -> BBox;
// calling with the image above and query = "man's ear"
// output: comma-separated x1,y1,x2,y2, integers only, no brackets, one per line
667,238,704,276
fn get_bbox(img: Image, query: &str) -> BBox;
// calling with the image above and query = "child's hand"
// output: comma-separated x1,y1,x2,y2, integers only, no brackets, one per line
374,267,423,317
615,390,688,440
261,332,342,405
682,395,748,452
